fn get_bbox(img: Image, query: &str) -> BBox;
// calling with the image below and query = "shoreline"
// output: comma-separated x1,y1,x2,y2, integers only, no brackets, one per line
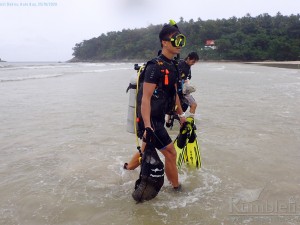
245,61,300,69
68,57,300,69
2,58,299,70
66,57,146,63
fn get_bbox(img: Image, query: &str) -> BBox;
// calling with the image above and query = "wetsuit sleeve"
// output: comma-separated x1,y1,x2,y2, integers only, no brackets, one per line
143,63,161,84
184,63,191,80
178,61,183,75
187,71,192,80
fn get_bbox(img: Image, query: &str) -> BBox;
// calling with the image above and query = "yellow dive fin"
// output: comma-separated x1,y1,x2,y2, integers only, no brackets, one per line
184,128,201,169
174,117,201,169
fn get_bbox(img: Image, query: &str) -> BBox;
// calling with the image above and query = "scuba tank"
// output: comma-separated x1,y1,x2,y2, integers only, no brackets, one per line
126,71,138,133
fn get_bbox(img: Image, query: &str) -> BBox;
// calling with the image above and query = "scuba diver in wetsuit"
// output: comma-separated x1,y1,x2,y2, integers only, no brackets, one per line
177,52,199,118
124,23,186,190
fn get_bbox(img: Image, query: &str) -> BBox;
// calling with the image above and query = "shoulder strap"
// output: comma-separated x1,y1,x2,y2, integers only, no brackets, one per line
137,59,157,85
137,58,164,87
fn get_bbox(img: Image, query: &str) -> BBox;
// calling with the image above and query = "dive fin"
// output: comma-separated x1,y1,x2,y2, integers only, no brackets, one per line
174,118,193,169
184,128,202,169
174,123,190,169
174,138,186,169
174,116,201,169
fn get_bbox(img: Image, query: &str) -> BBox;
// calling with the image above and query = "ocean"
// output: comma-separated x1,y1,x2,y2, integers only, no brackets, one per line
0,61,300,225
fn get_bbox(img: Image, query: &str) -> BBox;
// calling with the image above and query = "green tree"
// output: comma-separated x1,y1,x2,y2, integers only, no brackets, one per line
71,13,300,61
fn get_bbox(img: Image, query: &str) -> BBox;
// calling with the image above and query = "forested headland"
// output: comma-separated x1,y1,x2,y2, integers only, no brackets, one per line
71,13,300,62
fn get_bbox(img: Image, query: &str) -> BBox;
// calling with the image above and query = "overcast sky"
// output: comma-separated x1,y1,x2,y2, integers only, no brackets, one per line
1,0,299,62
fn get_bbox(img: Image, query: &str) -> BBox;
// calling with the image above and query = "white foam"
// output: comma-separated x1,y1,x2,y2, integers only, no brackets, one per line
0,64,72,70
0,73,63,82
152,168,222,209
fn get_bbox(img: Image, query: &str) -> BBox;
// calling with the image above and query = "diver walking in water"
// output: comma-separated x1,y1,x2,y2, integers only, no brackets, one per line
125,21,186,192
178,52,199,118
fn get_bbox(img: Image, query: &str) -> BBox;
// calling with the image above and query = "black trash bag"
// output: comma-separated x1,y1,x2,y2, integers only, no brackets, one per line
132,128,164,202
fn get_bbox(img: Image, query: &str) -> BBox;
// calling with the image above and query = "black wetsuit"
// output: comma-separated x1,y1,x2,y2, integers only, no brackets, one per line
141,54,179,149
178,59,191,81
176,60,192,111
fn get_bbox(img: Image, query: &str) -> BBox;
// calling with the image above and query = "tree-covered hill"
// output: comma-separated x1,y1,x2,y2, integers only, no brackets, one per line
71,13,300,62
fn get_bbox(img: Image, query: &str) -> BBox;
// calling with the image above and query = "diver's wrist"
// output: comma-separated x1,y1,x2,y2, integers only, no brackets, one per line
178,112,186,118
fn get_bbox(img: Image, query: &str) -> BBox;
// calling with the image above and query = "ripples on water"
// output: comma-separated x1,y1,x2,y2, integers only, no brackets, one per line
0,62,299,225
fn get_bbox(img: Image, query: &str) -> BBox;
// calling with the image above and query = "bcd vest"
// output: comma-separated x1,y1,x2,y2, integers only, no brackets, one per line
136,57,179,137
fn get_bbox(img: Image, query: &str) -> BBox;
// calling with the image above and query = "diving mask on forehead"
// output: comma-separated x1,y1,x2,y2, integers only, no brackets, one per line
164,33,186,47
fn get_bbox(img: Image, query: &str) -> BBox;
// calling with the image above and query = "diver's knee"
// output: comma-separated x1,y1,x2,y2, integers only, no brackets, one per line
167,147,177,160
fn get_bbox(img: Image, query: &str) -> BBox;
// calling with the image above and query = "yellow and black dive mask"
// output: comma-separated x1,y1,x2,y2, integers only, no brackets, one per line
164,33,186,47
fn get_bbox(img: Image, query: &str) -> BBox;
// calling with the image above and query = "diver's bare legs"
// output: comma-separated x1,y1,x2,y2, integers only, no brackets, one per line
159,142,179,188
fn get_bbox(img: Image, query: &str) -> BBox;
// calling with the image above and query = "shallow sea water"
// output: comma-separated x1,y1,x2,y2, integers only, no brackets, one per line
0,61,299,225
